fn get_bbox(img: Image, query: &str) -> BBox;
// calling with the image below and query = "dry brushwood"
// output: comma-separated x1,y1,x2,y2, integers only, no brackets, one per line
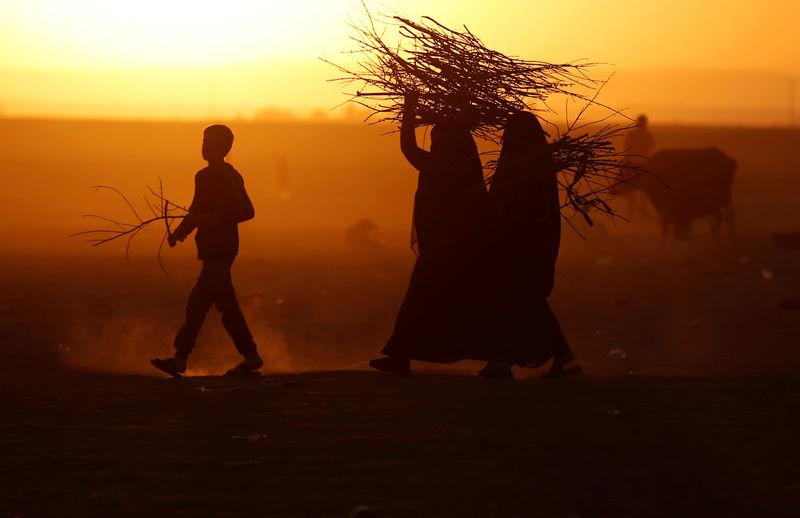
324,5,645,227
547,88,647,230
323,5,605,138
485,112,645,232
71,179,187,275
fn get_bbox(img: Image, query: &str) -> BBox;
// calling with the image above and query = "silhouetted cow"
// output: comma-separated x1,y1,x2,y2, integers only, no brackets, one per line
617,147,737,242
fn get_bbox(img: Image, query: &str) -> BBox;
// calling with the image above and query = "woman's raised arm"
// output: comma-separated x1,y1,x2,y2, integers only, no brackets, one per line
400,92,430,170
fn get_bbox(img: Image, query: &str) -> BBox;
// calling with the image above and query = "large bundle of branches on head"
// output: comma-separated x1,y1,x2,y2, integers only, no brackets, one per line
324,7,602,139
326,5,641,226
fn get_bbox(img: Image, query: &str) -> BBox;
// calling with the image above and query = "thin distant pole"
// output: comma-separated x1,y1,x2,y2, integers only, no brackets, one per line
790,75,796,127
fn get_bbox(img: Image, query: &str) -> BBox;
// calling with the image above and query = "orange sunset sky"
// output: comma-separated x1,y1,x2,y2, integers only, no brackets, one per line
1,0,798,124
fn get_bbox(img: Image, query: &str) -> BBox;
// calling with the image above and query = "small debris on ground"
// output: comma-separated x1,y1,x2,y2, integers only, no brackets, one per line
607,349,628,360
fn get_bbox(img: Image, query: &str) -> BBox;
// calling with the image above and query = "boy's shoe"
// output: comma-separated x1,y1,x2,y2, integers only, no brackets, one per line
368,356,412,375
243,351,263,371
478,362,514,379
151,356,187,378
225,351,263,376
224,362,262,376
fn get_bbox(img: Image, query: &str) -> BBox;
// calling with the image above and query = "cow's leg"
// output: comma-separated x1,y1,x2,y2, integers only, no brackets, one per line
725,203,738,247
708,209,723,243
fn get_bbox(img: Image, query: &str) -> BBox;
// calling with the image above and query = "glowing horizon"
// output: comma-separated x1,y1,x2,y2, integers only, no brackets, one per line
1,1,799,124
2,1,798,70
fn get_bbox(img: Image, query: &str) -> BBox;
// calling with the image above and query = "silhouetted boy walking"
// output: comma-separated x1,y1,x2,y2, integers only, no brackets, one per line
151,124,263,376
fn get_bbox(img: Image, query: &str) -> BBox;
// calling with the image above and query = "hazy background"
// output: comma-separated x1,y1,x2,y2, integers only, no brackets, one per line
0,1,798,378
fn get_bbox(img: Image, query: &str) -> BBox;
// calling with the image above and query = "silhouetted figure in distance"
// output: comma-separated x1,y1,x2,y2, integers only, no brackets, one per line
480,111,578,378
370,92,487,374
151,124,263,377
622,114,656,219
625,114,655,159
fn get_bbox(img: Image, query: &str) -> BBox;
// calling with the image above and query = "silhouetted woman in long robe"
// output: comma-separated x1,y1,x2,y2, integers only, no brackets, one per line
370,93,487,374
479,111,578,378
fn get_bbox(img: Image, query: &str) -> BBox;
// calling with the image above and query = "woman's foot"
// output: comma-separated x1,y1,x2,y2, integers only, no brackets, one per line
478,362,513,379
543,350,581,378
369,356,411,375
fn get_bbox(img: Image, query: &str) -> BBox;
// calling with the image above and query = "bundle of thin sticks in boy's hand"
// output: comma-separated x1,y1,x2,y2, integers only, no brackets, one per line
323,6,643,227
71,180,187,274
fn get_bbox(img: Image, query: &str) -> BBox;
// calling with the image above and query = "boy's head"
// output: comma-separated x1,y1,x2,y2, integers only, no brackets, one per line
202,124,234,162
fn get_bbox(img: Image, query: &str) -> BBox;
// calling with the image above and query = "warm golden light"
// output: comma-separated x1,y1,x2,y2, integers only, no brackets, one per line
0,0,349,67
0,1,798,123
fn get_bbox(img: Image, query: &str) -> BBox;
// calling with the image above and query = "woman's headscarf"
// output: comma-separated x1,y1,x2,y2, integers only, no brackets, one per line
492,111,550,190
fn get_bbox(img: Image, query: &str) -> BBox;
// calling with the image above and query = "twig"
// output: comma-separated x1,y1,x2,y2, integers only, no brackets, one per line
322,3,606,140
71,179,188,274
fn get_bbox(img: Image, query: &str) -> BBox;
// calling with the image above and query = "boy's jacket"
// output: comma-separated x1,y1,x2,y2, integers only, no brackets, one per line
173,162,255,261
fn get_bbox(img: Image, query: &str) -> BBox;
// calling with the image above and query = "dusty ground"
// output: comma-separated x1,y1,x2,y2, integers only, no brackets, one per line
2,367,799,518
1,234,799,518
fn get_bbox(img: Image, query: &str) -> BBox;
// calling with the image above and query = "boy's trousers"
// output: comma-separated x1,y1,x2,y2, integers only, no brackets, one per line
173,259,257,358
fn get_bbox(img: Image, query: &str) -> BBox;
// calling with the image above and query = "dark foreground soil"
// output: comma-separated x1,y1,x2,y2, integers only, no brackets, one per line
2,120,800,516
2,233,800,517
2,367,799,518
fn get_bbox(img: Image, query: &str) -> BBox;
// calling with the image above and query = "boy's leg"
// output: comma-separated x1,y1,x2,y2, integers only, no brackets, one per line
215,268,259,359
173,260,229,359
